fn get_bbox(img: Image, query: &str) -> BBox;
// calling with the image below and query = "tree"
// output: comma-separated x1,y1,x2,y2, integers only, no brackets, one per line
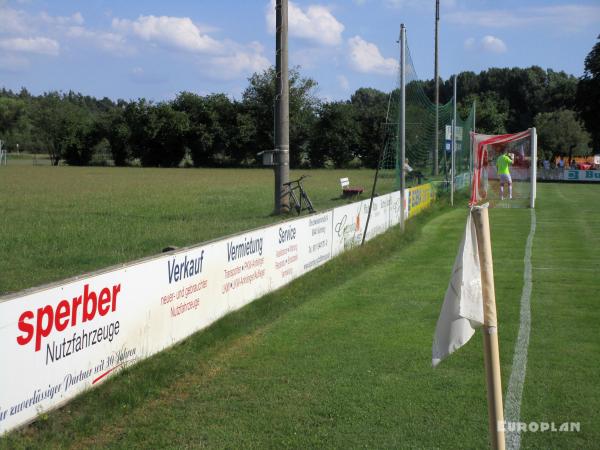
0,97,24,137
576,34,600,150
242,66,319,168
459,92,508,135
349,88,388,168
173,92,249,166
127,101,189,167
200,94,241,165
172,92,214,166
100,103,132,166
33,93,94,165
310,101,359,168
534,110,591,161
151,104,189,167
544,69,577,112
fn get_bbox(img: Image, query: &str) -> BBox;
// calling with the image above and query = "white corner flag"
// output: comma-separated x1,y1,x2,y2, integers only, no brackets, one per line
432,208,484,367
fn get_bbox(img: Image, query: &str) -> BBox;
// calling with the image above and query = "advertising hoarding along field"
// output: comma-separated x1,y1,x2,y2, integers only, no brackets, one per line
407,184,435,219
566,170,600,182
0,189,433,434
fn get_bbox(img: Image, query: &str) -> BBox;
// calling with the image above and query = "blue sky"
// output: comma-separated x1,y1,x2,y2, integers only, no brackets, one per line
0,0,598,102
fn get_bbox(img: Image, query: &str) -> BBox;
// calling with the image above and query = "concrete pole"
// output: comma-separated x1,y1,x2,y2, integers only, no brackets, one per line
434,0,440,176
274,0,290,214
400,24,406,232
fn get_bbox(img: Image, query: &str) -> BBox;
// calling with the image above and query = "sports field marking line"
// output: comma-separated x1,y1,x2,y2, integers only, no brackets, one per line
534,266,599,272
504,208,536,450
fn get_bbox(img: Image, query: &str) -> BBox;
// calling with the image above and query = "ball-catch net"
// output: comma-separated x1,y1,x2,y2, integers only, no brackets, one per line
378,35,475,191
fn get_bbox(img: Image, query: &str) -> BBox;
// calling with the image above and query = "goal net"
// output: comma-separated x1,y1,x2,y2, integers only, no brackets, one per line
470,129,537,208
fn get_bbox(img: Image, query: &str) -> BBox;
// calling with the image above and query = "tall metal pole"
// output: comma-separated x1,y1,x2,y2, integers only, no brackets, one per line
530,127,537,209
451,74,457,206
400,24,406,232
274,0,290,214
471,99,476,184
433,0,440,176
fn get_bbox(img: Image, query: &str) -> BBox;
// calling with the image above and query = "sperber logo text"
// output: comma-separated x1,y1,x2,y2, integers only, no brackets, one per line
17,283,121,352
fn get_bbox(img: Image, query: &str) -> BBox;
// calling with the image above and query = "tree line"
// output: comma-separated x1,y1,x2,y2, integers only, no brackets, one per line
0,35,598,167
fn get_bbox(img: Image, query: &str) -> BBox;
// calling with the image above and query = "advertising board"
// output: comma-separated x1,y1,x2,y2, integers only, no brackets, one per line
0,187,439,434
407,183,435,219
566,170,600,182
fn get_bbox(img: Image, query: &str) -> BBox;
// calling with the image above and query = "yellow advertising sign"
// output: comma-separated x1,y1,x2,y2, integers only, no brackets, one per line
408,183,435,218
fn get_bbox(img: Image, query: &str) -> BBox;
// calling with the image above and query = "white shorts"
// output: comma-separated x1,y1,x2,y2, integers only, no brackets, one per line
499,173,512,184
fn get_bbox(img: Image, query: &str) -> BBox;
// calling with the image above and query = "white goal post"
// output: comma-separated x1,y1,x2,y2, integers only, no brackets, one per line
470,128,537,209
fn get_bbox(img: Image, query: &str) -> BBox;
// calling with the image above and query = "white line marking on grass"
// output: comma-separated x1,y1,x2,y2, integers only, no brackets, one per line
504,208,536,450
534,267,598,272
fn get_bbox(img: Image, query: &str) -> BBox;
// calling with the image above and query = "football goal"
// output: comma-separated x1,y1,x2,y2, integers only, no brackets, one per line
470,128,537,208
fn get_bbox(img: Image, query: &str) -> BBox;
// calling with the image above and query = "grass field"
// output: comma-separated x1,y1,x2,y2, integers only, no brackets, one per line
2,181,598,449
0,165,399,295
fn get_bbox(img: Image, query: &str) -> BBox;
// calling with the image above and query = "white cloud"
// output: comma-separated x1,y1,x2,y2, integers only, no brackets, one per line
464,35,507,54
337,74,350,91
208,51,270,79
203,41,270,80
266,0,344,46
66,26,133,56
0,37,59,55
481,35,507,53
0,4,32,34
347,35,397,75
111,14,269,79
448,5,600,30
112,15,223,54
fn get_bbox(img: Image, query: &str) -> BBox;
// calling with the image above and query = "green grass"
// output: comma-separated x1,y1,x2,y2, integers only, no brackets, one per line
1,179,598,449
0,166,397,295
519,184,600,449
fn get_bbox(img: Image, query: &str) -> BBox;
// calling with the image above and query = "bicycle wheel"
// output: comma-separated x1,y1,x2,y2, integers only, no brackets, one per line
301,191,315,213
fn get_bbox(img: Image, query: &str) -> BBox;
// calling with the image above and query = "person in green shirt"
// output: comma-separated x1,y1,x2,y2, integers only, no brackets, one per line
496,148,515,200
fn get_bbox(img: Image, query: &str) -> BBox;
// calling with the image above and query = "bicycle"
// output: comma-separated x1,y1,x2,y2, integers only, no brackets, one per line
283,175,316,215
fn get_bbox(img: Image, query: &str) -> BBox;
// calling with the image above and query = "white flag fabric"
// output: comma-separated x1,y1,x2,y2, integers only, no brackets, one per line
432,210,484,367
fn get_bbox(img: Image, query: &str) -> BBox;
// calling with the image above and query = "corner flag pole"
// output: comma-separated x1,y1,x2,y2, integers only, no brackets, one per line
471,206,506,450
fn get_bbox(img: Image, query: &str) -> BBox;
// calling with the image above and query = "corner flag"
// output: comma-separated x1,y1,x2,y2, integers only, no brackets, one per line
432,204,506,449
432,208,484,367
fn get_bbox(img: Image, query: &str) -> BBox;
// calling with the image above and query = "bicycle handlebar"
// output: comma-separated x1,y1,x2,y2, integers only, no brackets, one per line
283,175,309,186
